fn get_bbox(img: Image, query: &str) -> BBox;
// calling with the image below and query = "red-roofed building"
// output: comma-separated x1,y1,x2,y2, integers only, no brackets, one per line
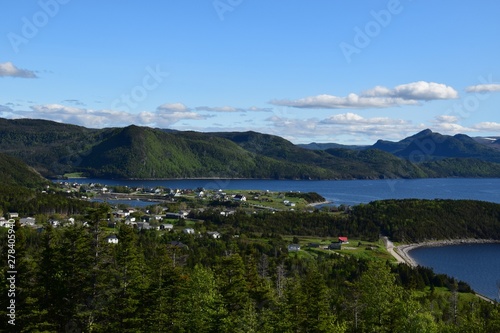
338,237,349,244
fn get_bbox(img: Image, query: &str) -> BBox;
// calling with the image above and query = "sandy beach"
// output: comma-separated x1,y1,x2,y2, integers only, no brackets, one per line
389,239,500,267
307,200,331,207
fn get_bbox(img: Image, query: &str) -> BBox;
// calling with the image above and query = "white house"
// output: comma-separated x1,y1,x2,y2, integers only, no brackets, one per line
207,231,221,239
160,224,174,230
8,213,19,219
106,234,119,244
0,218,14,228
183,228,195,234
179,210,190,218
220,210,236,217
20,217,36,226
233,194,246,202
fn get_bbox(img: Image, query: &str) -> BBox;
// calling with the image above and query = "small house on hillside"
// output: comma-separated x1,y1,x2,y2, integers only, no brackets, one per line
20,217,36,226
0,218,12,228
233,194,246,202
106,234,119,244
329,242,342,250
338,236,349,244
287,244,301,252
207,231,221,239
160,224,174,230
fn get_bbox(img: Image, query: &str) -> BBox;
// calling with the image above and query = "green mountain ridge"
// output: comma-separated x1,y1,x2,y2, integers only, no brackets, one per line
0,118,500,179
0,152,49,188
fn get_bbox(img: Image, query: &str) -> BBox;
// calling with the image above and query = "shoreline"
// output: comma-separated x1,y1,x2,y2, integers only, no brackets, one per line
393,239,500,268
307,200,331,207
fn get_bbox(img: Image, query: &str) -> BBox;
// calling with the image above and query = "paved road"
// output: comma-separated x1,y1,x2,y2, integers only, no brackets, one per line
383,236,406,264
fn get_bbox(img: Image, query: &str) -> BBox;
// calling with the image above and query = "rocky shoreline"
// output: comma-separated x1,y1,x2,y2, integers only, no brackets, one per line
395,239,500,267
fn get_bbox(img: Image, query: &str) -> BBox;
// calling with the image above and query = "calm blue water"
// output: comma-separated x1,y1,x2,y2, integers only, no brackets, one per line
409,244,500,301
65,178,500,206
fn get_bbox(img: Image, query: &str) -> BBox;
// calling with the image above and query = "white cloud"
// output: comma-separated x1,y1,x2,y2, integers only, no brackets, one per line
0,62,37,78
157,102,190,112
433,122,472,134
196,106,244,112
247,106,273,112
264,112,424,143
320,112,405,125
270,81,458,109
271,94,418,109
471,122,500,131
465,84,500,93
195,105,273,112
6,103,208,128
389,81,458,100
434,115,459,123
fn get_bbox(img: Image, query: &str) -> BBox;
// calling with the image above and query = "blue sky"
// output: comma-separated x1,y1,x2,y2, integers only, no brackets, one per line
1,0,500,144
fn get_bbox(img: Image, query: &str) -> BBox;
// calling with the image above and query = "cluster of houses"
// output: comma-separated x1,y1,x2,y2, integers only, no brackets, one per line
0,213,77,228
2,205,222,246
287,236,349,252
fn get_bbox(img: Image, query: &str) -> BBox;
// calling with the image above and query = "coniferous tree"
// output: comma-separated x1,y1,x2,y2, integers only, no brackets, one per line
216,253,251,332
106,225,149,332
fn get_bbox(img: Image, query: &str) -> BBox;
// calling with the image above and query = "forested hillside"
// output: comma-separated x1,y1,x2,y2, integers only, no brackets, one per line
79,126,335,179
350,199,500,242
0,152,49,188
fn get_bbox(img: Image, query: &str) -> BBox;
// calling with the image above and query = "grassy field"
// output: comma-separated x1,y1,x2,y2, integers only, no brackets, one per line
179,189,321,211
63,172,85,178
283,236,395,262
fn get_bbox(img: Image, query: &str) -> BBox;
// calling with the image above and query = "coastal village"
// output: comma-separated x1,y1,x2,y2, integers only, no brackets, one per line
3,180,356,254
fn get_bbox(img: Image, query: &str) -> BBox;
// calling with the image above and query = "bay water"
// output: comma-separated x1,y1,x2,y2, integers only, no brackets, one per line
409,244,500,301
67,177,500,206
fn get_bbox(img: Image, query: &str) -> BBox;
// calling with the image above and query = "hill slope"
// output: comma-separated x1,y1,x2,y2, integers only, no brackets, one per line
0,118,108,176
0,152,49,188
79,126,336,179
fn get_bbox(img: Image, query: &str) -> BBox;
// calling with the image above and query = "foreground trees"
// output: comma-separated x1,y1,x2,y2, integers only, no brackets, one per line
1,218,499,333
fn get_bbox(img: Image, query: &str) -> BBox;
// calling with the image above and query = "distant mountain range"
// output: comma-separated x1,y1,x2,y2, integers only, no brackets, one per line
1,118,500,180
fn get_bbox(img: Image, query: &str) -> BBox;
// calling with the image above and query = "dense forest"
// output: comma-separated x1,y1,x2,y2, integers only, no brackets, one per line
2,215,500,333
190,199,500,243
0,153,49,188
